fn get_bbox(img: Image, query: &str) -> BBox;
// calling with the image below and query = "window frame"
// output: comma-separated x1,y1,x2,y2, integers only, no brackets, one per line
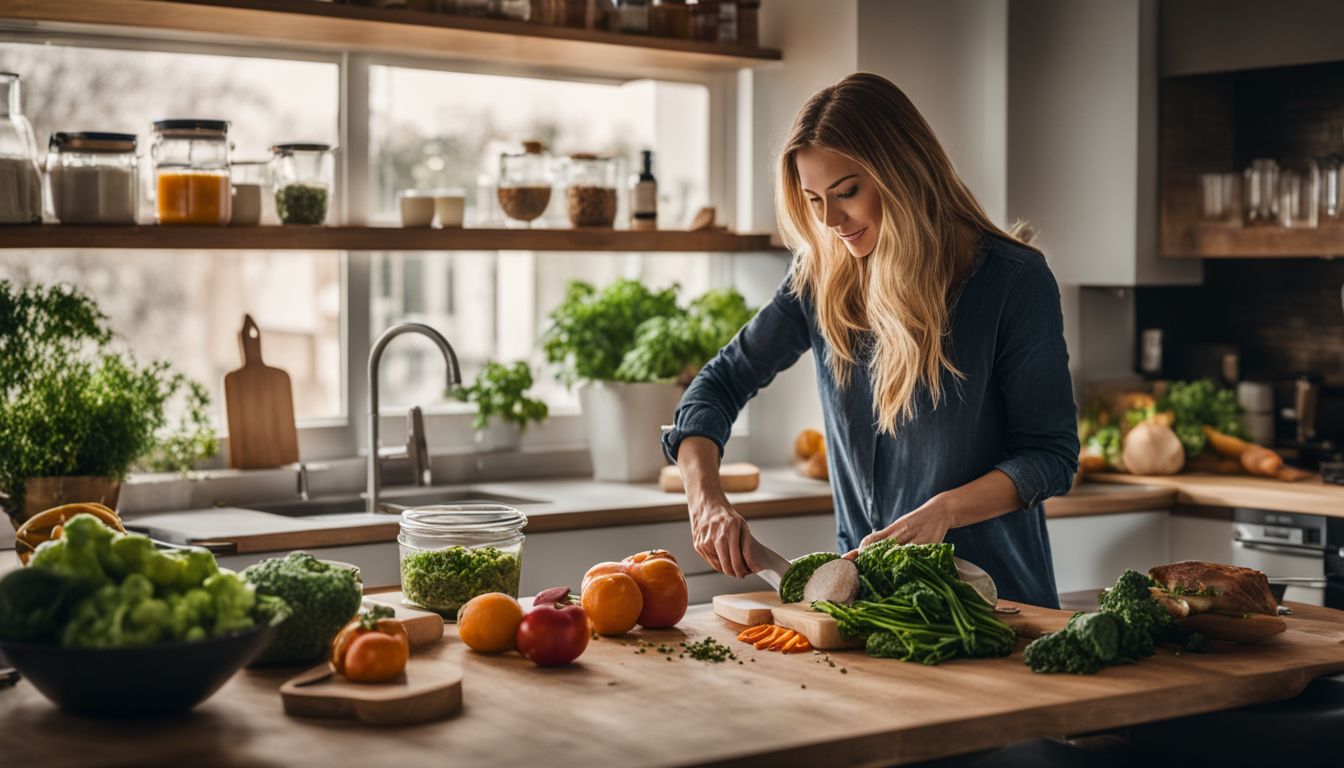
1,30,745,470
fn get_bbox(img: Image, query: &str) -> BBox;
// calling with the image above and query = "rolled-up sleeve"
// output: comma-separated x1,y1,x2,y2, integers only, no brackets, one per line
991,255,1080,508
661,276,812,463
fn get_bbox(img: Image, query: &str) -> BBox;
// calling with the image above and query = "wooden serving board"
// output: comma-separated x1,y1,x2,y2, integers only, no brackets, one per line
280,658,463,726
362,596,445,648
715,591,1069,650
659,462,761,493
224,315,300,469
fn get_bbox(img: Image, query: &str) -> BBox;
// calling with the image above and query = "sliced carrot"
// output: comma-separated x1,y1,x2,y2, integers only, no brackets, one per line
737,625,771,643
755,628,787,650
785,636,812,654
768,630,795,651
780,634,802,653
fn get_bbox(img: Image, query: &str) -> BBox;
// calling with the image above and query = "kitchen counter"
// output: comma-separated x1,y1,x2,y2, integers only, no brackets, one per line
116,469,1177,555
1089,472,1344,518
7,595,1344,767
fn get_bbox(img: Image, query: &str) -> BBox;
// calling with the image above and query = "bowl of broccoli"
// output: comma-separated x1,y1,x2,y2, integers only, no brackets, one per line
0,514,289,716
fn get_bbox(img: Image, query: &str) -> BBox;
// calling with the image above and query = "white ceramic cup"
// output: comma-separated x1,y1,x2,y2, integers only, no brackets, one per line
434,193,466,228
398,191,435,227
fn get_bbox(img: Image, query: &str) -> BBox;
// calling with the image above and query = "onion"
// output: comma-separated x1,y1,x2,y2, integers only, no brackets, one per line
1122,419,1186,475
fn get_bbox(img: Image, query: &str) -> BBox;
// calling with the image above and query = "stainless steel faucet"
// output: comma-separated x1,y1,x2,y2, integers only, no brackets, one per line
367,323,461,514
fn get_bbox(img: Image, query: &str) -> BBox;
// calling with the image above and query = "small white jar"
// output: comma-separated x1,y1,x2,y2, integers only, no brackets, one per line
398,189,435,227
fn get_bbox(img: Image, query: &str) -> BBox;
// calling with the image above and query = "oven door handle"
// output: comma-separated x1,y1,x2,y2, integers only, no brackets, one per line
1235,539,1324,558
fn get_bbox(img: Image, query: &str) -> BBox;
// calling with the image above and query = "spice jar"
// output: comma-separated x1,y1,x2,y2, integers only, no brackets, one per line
737,0,759,46
398,505,526,617
0,73,44,224
618,0,650,33
271,142,335,226
229,160,268,225
564,153,619,227
498,141,554,226
45,132,139,224
689,0,718,42
152,119,231,226
651,0,689,38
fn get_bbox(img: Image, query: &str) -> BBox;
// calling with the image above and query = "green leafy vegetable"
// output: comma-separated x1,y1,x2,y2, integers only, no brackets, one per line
542,279,756,386
1148,380,1248,456
813,541,1016,665
450,360,549,431
1023,612,1119,674
400,545,522,616
0,281,218,517
779,551,840,603
241,552,362,664
0,513,282,647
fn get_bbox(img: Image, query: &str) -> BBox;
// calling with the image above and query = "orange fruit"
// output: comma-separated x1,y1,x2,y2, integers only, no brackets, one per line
456,592,524,653
581,573,644,636
624,555,688,629
581,561,626,593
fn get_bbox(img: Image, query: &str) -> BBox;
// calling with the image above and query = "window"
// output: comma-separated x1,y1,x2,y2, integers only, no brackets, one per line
367,65,714,411
0,42,343,422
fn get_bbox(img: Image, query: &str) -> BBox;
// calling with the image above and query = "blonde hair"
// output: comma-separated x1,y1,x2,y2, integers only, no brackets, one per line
776,72,1038,434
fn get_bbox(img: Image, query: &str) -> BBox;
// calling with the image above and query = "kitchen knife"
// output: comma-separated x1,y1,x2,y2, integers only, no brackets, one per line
748,534,792,591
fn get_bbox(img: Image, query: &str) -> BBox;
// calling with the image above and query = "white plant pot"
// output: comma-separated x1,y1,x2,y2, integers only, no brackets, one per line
473,420,523,453
578,381,684,482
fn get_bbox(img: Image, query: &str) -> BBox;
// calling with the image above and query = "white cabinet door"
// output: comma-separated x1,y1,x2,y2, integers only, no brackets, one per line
1168,514,1235,565
1047,511,1171,594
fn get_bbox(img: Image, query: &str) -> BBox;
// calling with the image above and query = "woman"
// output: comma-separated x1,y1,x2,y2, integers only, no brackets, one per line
660,73,1078,608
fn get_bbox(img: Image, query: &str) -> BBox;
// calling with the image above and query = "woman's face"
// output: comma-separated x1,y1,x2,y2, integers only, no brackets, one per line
795,146,881,258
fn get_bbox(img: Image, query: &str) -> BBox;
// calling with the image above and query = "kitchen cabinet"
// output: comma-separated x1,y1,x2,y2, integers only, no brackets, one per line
1046,510,1170,593
1168,512,1236,564
1006,0,1199,286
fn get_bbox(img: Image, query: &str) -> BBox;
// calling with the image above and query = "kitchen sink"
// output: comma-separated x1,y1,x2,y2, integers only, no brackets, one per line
246,488,544,517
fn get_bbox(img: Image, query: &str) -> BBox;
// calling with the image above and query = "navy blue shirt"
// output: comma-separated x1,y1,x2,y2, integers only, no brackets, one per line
662,233,1079,608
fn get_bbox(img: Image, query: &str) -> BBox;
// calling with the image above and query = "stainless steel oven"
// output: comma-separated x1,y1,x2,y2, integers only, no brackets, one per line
1233,509,1326,606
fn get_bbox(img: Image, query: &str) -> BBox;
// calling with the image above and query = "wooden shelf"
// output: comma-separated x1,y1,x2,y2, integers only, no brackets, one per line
0,0,780,81
0,224,779,252
1163,222,1344,259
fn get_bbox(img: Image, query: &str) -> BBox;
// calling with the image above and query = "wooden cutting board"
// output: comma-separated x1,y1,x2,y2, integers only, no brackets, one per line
659,463,761,493
715,591,1069,650
223,314,299,469
362,596,445,648
280,658,463,726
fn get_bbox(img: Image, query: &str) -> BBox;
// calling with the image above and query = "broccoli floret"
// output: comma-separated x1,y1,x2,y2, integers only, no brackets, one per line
1098,569,1173,661
1025,611,1122,674
242,552,361,664
29,514,116,585
0,567,97,642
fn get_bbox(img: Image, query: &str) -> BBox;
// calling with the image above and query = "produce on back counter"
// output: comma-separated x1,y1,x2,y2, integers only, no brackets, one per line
330,605,410,683
456,592,525,654
241,552,362,664
812,542,1016,665
400,545,522,617
516,588,589,667
1120,417,1185,475
0,514,287,647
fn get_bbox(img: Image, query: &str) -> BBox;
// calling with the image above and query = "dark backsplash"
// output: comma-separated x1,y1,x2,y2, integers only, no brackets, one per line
1134,259,1344,445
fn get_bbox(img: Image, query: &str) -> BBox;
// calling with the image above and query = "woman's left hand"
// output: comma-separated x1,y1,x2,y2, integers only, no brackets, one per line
842,494,955,559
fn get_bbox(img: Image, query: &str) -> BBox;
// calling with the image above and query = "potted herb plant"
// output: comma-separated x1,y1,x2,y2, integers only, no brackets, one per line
542,279,755,482
449,360,549,452
0,281,218,529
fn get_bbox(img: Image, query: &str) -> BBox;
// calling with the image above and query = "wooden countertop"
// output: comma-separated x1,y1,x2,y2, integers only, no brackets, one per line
115,470,1178,554
7,595,1344,767
1088,472,1344,518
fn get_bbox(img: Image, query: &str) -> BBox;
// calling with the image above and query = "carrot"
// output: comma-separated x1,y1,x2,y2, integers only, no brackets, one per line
780,634,803,653
1203,425,1253,458
737,625,772,643
793,638,812,653
768,630,795,651
1241,445,1284,477
755,628,789,650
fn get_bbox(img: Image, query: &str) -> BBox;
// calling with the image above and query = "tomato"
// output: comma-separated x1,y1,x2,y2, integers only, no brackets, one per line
516,604,589,666
343,632,410,683
581,561,626,593
623,552,688,629
331,610,410,674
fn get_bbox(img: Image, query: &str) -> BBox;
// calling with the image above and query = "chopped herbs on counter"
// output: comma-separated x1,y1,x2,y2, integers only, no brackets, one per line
399,545,521,616
275,182,328,225
680,637,737,663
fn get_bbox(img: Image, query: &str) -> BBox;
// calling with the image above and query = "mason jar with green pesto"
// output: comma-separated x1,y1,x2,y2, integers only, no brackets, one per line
397,505,525,618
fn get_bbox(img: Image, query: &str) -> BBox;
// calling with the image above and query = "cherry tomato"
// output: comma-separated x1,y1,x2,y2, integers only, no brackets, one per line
516,604,589,666
343,632,410,683
331,616,410,674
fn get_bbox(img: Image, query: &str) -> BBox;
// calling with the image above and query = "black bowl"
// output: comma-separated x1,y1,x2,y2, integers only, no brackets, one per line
0,620,279,717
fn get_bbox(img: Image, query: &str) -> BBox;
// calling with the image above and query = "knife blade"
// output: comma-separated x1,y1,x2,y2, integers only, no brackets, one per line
748,535,792,591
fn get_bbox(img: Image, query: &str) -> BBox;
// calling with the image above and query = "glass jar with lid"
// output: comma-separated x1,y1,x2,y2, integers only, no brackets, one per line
45,132,139,224
564,153,619,227
271,142,335,226
498,140,554,227
152,118,231,226
0,72,43,224
398,505,526,617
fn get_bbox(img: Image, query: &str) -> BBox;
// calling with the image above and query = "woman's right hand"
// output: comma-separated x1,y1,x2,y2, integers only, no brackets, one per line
677,437,757,578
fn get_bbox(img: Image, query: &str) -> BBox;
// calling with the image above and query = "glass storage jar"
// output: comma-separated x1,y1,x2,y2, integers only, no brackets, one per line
498,141,554,226
152,118,231,226
271,142,334,225
564,153,619,227
398,505,526,617
0,72,43,224
45,132,139,224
